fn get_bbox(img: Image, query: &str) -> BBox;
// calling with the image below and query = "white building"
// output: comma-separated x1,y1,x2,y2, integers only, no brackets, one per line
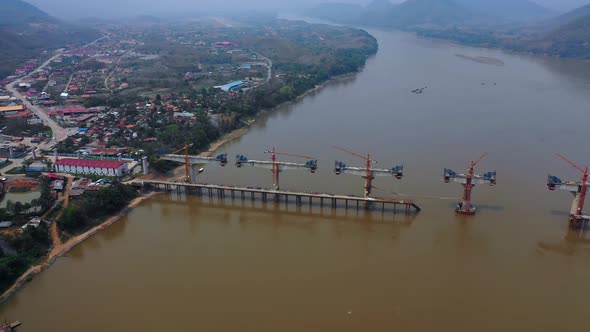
22,217,41,231
55,159,129,177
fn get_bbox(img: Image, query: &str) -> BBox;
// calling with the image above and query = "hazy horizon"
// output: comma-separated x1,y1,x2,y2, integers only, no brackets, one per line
23,0,590,20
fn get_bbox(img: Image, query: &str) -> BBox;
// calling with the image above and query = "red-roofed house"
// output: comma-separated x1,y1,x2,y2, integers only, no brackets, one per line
55,159,128,177
90,148,119,156
48,107,97,116
5,111,32,118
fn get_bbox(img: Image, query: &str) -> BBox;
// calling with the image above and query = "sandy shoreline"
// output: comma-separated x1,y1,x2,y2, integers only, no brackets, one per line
199,128,249,157
0,192,159,304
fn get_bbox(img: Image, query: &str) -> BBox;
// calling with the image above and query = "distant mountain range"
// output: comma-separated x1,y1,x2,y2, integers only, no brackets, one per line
453,0,555,21
551,2,590,24
0,0,57,25
387,0,477,26
308,0,556,27
0,0,99,78
306,0,590,59
528,4,590,57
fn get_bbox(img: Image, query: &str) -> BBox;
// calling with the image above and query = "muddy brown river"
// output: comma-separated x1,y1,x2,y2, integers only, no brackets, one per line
2,28,590,331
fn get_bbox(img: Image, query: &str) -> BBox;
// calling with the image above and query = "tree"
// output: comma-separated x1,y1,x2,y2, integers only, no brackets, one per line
83,97,105,108
6,201,25,216
44,159,53,171
279,85,292,96
38,177,56,211
22,203,32,215
80,136,90,146
0,256,29,292
5,200,14,216
0,208,10,221
21,158,33,170
58,206,87,233
57,138,76,153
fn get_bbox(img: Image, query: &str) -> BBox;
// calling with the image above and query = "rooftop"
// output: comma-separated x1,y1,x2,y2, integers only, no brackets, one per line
0,105,25,112
90,148,119,156
217,80,246,92
48,107,97,116
0,221,13,228
56,159,125,169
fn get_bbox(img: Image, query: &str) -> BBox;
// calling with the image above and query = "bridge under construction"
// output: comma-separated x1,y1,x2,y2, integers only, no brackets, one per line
151,145,419,214
133,180,421,215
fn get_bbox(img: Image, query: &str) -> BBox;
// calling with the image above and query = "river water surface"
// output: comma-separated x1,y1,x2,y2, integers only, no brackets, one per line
2,28,590,331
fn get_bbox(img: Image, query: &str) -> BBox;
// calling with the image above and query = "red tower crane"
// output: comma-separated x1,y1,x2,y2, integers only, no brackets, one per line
161,144,228,184
443,153,496,215
333,146,403,198
235,147,317,190
547,153,590,228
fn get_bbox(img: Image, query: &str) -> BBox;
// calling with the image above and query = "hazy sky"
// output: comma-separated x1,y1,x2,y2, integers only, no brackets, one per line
25,0,590,19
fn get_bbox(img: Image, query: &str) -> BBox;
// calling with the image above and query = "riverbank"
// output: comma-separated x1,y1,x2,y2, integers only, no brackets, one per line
199,128,250,158
202,71,358,157
0,67,363,304
0,192,159,304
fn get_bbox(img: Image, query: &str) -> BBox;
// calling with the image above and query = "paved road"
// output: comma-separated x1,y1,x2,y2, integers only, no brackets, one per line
5,53,67,145
5,86,66,144
252,51,273,84
3,35,108,149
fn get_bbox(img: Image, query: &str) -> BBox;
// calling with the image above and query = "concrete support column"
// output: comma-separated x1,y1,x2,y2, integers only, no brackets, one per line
142,157,149,175
190,165,198,184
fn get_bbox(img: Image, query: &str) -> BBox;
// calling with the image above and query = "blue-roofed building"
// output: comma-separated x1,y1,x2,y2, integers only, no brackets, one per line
216,80,247,93
0,221,13,228
25,166,47,172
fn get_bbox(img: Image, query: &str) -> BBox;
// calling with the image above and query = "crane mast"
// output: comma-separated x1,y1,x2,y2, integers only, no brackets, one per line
235,147,317,190
443,153,496,215
547,154,590,228
333,146,403,198
160,144,228,184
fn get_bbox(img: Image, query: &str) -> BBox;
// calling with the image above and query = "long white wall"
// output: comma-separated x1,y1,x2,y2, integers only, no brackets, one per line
55,164,128,176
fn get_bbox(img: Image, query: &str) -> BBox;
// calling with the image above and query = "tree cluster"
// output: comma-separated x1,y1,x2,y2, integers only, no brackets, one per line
58,183,138,234
0,222,50,293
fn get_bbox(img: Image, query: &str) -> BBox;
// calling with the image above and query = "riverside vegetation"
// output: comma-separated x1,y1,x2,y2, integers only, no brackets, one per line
0,178,54,293
0,178,139,295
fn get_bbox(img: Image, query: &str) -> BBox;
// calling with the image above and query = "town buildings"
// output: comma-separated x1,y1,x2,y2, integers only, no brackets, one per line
55,159,129,177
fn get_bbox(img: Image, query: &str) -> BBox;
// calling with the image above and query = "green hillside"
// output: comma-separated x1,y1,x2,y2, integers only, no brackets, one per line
531,13,590,58
0,0,99,78
0,0,56,25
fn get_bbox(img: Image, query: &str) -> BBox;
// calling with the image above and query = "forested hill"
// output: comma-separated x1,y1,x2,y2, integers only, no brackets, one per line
0,0,57,24
386,0,475,26
308,0,479,27
525,5,590,58
307,0,555,27
551,3,590,25
0,0,99,78
306,0,590,59
453,0,554,21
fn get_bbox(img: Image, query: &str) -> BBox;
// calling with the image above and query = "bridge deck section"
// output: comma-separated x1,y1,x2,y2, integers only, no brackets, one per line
133,180,421,214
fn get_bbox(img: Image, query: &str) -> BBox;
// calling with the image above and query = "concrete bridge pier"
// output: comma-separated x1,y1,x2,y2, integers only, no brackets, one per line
190,165,198,184
142,157,149,175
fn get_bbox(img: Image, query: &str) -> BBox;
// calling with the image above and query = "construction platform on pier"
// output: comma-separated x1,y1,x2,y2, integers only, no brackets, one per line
132,180,421,215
